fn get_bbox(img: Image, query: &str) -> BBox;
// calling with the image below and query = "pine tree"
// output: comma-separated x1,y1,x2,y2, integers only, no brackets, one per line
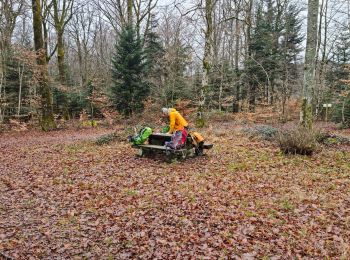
143,14,165,101
334,29,350,64
326,29,350,125
244,0,303,111
144,15,164,74
111,24,149,116
280,4,304,116
281,4,304,65
245,1,279,110
162,44,192,105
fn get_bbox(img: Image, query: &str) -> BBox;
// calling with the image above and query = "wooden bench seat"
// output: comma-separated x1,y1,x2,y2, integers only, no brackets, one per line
138,144,187,153
138,144,167,150
203,144,213,149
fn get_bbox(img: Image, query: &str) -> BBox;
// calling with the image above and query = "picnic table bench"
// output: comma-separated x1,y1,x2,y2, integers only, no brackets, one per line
132,133,213,160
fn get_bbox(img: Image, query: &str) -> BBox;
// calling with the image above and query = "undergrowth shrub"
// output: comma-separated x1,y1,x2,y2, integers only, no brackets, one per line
95,133,118,145
195,117,206,128
278,127,320,155
245,125,278,140
316,132,350,146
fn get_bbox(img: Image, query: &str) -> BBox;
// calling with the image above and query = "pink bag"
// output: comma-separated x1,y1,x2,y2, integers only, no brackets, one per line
165,129,188,149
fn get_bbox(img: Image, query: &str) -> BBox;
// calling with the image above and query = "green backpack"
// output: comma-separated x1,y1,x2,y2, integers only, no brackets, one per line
161,125,170,133
131,127,153,145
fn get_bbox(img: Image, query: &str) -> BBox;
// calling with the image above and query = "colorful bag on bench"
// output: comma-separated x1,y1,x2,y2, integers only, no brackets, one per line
129,127,153,145
189,131,205,146
165,129,187,150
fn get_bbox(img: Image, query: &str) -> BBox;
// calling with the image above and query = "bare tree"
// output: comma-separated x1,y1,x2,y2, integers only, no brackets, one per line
157,8,191,105
127,0,132,24
32,0,56,130
94,0,127,31
51,0,75,83
301,0,319,128
0,0,25,122
95,0,157,41
68,4,94,88
134,0,158,37
198,0,216,117
0,0,25,50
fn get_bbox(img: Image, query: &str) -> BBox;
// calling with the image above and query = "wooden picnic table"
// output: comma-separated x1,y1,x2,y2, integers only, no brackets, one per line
148,133,172,146
132,132,213,161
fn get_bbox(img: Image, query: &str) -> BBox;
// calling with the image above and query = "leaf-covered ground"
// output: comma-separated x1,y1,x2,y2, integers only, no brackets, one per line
1,123,350,259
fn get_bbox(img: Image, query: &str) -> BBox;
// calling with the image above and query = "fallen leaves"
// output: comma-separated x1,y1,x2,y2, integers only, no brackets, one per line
0,123,350,258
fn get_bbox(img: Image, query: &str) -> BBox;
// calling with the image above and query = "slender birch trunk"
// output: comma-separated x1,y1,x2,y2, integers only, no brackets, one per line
301,0,319,128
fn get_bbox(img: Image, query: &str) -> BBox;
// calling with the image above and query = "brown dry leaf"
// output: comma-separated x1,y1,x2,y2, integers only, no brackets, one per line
0,122,349,258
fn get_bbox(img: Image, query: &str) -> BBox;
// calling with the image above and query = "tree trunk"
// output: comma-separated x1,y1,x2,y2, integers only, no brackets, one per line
249,85,256,112
57,30,70,119
199,0,214,119
32,0,56,131
315,0,327,118
17,64,24,115
57,31,66,83
267,0,273,105
282,82,286,119
0,67,3,123
52,0,74,81
76,35,85,88
52,0,75,119
219,68,223,111
245,0,253,59
234,1,241,112
342,99,346,124
301,0,319,128
127,0,133,25
246,0,254,112
318,0,328,118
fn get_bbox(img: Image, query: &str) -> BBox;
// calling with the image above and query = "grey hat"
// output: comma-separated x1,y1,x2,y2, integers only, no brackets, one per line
162,108,169,114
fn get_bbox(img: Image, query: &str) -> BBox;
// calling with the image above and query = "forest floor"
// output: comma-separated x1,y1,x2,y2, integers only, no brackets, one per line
0,121,350,259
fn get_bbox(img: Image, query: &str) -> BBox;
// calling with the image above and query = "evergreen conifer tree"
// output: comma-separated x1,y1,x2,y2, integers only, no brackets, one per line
244,1,303,111
245,2,279,109
111,24,148,116
281,4,304,65
327,28,350,125
144,14,164,74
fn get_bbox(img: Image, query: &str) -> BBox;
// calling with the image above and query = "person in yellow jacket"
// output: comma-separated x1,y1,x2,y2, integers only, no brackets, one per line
162,108,188,134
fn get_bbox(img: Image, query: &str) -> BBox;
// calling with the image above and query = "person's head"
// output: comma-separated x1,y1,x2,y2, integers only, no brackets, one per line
162,108,169,116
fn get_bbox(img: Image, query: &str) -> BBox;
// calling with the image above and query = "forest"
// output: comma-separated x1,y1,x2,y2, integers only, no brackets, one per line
0,0,349,125
1,0,350,258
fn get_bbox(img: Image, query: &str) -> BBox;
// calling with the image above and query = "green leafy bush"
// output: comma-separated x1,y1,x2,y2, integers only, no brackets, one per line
82,120,97,127
195,117,206,128
278,127,319,156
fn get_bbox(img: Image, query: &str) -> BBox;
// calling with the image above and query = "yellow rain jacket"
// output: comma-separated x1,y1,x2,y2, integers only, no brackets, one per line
168,108,188,134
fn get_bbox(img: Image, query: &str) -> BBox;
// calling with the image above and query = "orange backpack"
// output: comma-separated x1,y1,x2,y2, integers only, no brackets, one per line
189,131,205,145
